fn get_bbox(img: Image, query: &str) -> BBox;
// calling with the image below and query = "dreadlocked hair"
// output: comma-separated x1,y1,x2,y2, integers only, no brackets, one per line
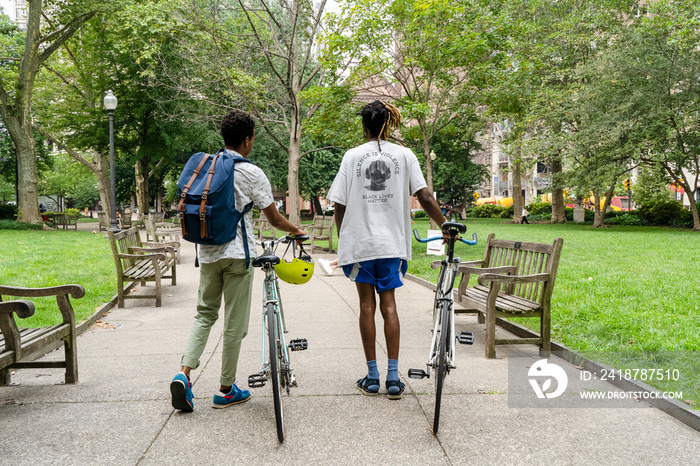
360,100,402,151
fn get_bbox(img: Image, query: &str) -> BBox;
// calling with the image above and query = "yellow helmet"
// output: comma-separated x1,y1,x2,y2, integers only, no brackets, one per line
275,249,314,285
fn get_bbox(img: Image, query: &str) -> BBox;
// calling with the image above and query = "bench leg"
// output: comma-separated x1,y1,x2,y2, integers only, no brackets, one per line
0,367,10,386
64,334,78,384
117,276,126,308
485,307,496,359
540,309,551,357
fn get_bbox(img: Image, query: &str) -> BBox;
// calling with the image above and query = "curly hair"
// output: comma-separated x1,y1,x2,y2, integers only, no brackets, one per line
221,110,255,148
359,100,402,151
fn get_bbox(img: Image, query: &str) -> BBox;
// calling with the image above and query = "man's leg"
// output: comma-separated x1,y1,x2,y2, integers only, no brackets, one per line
180,261,224,372
172,261,224,411
377,289,399,360
357,282,378,361
356,282,380,394
219,259,254,389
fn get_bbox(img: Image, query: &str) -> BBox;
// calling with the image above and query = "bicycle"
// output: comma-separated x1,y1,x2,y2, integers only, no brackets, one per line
247,234,311,443
409,221,477,435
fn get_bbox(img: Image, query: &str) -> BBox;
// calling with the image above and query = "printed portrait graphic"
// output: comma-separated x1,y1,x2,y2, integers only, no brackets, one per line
365,159,391,191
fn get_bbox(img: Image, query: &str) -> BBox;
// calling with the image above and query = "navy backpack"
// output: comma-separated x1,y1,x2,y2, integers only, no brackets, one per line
177,149,254,265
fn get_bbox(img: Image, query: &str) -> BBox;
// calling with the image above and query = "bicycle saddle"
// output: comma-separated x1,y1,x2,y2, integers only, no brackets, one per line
252,254,281,267
442,221,466,234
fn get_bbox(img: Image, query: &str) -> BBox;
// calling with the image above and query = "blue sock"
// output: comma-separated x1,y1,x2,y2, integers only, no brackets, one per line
387,359,399,382
366,360,379,380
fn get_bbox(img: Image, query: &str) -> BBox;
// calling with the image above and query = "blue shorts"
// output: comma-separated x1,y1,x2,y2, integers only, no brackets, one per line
342,258,408,293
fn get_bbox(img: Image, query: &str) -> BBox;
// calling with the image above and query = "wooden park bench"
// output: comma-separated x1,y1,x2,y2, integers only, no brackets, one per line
48,213,78,230
108,227,177,308
97,211,109,232
454,234,563,358
308,214,334,254
253,212,277,241
0,284,85,385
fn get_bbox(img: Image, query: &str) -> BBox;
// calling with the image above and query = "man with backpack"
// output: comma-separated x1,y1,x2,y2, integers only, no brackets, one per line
171,110,306,412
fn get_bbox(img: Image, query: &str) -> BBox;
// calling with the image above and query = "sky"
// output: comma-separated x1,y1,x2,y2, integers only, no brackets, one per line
0,0,11,19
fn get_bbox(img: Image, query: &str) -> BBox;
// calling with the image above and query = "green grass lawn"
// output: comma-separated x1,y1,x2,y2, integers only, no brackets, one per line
409,218,699,406
2,218,697,406
0,230,116,328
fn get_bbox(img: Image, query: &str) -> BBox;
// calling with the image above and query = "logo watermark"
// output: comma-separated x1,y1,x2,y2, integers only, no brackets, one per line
508,352,695,409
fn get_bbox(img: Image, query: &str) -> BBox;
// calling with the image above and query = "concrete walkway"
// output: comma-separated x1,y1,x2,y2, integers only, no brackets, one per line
1,235,699,465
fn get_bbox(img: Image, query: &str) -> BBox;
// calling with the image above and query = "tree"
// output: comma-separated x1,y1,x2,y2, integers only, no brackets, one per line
587,0,700,229
0,0,96,224
158,0,333,225
322,0,495,226
33,0,210,220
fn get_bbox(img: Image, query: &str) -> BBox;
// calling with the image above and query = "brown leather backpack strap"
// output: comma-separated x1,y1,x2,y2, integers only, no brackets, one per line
199,152,222,238
177,153,210,214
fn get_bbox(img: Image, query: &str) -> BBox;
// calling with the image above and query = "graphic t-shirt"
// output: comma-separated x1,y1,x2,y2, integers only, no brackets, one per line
327,140,427,267
198,149,275,264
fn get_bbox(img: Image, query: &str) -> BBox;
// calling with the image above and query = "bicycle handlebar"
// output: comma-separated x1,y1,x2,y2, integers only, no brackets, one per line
413,229,477,246
255,234,309,247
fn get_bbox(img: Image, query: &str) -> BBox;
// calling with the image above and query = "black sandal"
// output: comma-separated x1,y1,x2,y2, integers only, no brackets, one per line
357,376,380,396
386,380,405,400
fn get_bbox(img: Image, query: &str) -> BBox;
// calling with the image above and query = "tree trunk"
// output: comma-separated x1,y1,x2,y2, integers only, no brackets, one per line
687,189,700,231
550,157,566,223
511,143,523,224
592,181,616,228
312,196,323,216
11,124,40,224
287,119,302,226
135,161,149,220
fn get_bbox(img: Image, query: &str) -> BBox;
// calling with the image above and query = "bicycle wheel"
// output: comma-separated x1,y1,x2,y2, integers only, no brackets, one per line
267,302,285,443
433,300,450,435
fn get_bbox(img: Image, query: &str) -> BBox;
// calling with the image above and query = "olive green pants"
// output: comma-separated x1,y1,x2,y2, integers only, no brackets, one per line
181,258,254,386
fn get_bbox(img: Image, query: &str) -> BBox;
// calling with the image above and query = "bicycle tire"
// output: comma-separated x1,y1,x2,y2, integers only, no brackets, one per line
267,302,285,443
433,300,450,435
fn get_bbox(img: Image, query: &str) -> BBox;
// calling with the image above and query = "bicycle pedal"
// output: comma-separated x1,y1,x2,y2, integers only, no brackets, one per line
457,330,474,345
247,373,266,388
288,338,308,351
408,368,429,379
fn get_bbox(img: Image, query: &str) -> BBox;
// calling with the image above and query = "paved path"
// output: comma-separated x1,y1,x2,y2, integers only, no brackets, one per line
1,235,699,465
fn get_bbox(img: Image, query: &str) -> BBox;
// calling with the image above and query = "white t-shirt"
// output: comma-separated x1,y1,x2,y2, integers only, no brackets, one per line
327,140,427,267
198,149,275,264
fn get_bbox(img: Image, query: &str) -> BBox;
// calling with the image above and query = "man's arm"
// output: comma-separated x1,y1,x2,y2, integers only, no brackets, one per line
415,187,446,228
262,204,306,236
334,203,346,236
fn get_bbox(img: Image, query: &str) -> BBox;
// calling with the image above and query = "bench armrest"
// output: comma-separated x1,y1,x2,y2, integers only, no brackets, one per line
0,300,35,319
0,284,86,300
477,272,551,286
143,241,180,249
119,252,167,261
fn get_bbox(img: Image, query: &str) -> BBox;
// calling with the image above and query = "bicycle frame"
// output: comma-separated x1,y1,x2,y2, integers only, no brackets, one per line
257,240,293,391
412,225,477,377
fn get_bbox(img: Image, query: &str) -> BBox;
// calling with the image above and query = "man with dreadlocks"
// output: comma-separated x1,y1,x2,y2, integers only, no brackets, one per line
327,100,447,400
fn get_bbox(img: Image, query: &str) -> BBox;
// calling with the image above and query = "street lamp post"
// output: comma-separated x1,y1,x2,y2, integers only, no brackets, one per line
104,90,119,233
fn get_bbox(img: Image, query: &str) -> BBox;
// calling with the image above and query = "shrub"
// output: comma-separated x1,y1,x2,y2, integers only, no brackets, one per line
473,203,503,218
604,213,645,226
0,204,18,220
500,205,514,218
528,213,551,222
413,210,427,218
636,200,689,226
526,202,551,216
0,219,42,230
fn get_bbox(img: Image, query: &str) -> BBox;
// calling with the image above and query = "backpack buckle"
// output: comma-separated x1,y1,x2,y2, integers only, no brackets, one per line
201,194,208,201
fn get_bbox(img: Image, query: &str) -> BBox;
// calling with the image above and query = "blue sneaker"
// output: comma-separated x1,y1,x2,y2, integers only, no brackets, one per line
212,383,251,408
170,372,194,412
